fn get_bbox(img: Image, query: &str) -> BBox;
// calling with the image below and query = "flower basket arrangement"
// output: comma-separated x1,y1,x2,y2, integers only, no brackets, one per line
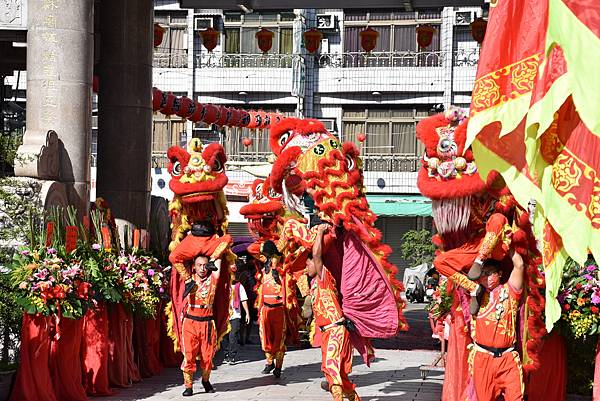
557,257,600,339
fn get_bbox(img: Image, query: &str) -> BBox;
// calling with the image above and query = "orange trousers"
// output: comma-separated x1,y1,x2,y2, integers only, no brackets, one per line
180,317,216,386
470,349,524,401
321,325,355,394
259,305,286,366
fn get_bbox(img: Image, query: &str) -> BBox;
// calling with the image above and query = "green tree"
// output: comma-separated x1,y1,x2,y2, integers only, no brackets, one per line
400,229,435,266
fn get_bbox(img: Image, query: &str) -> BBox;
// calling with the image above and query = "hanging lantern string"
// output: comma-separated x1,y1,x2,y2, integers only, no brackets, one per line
151,87,285,129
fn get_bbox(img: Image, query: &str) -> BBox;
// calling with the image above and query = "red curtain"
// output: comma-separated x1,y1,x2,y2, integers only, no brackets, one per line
594,336,600,401
526,331,567,401
125,315,141,384
133,317,162,378
107,303,129,387
159,305,183,367
50,317,87,401
10,314,57,401
81,302,112,396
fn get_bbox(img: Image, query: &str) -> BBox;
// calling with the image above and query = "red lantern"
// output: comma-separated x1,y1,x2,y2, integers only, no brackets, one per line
268,113,283,126
152,87,163,111
238,110,251,127
189,102,206,123
202,104,220,125
154,23,166,48
160,93,177,115
470,18,487,44
256,28,275,54
257,110,270,129
242,137,253,147
176,97,195,118
357,133,366,143
247,111,262,129
228,109,242,127
303,29,323,54
215,106,231,126
416,25,435,49
359,27,379,53
200,28,219,52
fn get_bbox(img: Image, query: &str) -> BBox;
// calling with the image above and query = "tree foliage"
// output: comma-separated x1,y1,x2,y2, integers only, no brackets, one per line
400,229,435,267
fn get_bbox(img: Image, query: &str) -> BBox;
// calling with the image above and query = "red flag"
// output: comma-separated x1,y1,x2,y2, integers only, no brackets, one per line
101,227,111,251
65,226,78,253
45,222,54,248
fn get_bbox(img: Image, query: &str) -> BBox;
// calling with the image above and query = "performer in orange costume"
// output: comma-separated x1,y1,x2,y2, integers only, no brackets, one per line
307,224,360,401
180,254,223,396
469,250,525,401
257,240,288,378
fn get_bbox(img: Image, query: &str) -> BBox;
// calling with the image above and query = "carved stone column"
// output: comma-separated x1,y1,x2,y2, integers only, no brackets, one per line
15,0,94,213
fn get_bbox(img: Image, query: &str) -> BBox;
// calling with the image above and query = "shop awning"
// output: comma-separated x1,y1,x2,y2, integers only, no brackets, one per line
366,195,432,217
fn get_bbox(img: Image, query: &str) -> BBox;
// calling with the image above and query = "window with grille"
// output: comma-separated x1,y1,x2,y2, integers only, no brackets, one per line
223,11,294,56
341,107,427,172
154,11,188,68
152,119,188,167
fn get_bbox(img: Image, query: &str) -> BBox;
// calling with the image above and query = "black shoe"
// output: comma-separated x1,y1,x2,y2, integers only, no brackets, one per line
273,367,281,378
470,285,485,316
229,357,236,365
261,363,275,374
182,387,193,396
320,380,330,392
202,380,215,393
212,364,217,371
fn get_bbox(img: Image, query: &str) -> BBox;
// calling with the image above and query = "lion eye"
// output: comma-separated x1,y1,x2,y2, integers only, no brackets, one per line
172,161,182,176
212,159,223,173
279,132,290,147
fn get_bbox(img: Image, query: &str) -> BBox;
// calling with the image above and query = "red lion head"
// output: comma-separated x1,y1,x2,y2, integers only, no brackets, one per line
416,108,492,200
167,138,228,204
240,177,284,239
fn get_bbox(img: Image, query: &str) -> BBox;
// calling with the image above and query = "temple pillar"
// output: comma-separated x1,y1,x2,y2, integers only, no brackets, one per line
96,0,153,228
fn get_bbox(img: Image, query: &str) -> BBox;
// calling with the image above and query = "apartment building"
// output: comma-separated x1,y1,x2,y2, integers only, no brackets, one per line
148,1,483,270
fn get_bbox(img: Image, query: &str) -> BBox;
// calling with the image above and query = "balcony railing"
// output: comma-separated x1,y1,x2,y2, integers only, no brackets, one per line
153,49,188,68
195,53,296,69
317,51,444,68
191,49,479,69
225,152,419,172
362,154,420,172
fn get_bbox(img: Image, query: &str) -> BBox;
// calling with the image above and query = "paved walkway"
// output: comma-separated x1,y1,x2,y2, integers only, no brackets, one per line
103,303,444,401
103,346,443,401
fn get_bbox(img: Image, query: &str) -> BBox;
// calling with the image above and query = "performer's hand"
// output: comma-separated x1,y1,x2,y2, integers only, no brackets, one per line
316,223,329,234
245,315,250,325
206,260,218,272
182,279,198,299
509,248,524,268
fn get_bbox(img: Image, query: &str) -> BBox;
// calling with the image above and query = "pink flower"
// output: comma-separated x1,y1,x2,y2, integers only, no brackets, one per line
592,288,600,305
92,243,101,250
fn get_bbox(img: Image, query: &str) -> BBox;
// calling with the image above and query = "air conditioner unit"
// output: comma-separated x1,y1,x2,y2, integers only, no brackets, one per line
194,17,214,30
455,11,475,25
319,118,336,132
316,13,336,30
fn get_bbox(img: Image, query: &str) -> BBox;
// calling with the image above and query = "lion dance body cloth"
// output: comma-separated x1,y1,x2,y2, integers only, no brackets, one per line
267,117,407,366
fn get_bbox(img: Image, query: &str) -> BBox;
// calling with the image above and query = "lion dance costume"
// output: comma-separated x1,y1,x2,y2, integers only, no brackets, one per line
166,139,235,393
415,108,548,400
240,177,302,376
266,118,407,394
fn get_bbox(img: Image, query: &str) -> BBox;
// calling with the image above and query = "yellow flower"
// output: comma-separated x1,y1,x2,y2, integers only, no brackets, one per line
571,310,581,317
577,298,586,307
